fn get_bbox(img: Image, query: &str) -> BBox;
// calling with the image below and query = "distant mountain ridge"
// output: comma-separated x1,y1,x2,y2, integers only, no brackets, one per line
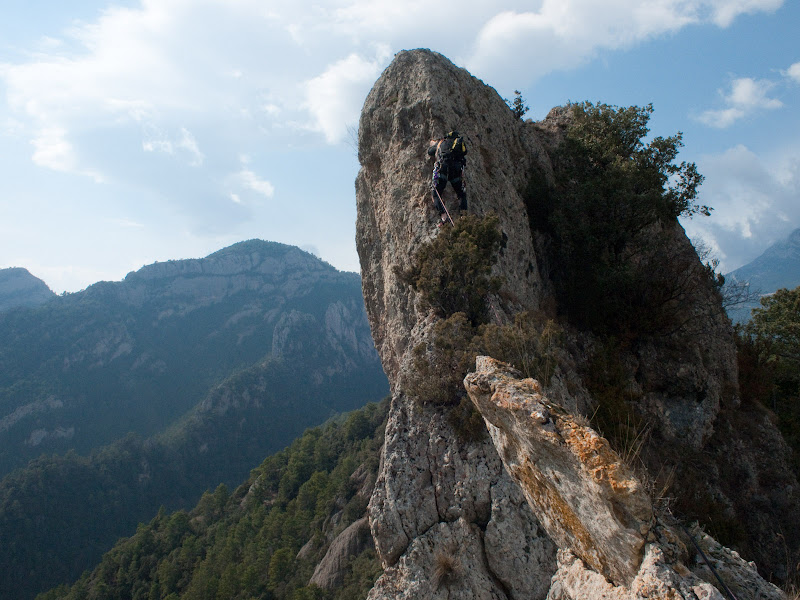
727,227,800,292
0,267,55,312
0,239,388,599
725,227,800,322
0,239,382,475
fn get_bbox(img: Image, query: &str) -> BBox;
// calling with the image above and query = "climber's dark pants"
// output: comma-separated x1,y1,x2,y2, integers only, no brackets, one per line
431,161,467,213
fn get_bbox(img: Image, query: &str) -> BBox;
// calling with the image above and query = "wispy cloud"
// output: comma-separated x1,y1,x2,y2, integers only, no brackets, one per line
705,0,784,27
2,0,786,169
698,77,783,128
466,0,784,85
142,127,204,166
304,47,390,143
683,143,800,270
237,168,274,198
31,126,76,172
0,0,790,292
107,217,145,229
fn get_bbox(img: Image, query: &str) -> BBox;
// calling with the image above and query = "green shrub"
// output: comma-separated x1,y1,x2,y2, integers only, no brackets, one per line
397,214,503,325
405,313,478,406
447,396,488,444
526,102,712,336
474,311,563,385
505,91,529,120
405,310,564,423
738,286,800,476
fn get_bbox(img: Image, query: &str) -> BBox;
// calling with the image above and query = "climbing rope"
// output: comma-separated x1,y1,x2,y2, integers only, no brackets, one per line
433,185,455,226
680,524,739,600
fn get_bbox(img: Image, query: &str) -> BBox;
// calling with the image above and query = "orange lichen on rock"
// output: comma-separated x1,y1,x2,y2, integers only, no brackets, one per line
465,356,652,585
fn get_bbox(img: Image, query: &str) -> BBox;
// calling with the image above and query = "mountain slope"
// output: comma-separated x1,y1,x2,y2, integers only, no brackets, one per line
0,239,385,476
37,400,388,600
725,227,800,322
0,239,389,599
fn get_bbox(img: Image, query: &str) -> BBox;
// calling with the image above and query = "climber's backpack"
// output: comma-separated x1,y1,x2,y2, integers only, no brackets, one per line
439,132,467,163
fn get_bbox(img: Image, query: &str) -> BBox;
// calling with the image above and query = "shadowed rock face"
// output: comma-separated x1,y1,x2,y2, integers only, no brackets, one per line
355,48,797,597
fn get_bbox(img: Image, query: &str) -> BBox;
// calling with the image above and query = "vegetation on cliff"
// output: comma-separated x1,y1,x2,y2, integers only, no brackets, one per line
394,99,799,582
738,285,800,475
527,102,716,336
397,214,564,441
396,213,503,326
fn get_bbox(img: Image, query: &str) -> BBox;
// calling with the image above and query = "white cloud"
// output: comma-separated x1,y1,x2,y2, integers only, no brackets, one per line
177,128,204,166
466,0,784,85
698,77,783,128
683,144,800,271
705,0,783,27
31,127,76,172
786,61,800,83
142,137,173,155
30,126,105,182
0,0,791,292
1,0,787,166
698,107,745,129
108,217,145,228
300,244,320,258
304,47,391,143
141,127,202,165
237,168,275,198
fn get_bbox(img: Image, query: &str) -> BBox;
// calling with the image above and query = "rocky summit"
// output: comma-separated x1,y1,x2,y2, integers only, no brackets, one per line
0,267,55,312
355,49,796,598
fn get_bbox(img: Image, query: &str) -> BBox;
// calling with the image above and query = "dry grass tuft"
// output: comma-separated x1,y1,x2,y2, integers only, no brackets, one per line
432,549,462,590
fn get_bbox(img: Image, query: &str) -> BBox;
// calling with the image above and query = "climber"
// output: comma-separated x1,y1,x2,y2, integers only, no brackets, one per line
428,130,468,227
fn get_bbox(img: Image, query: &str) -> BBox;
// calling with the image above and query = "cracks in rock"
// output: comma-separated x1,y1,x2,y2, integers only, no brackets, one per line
430,461,444,523
477,527,512,600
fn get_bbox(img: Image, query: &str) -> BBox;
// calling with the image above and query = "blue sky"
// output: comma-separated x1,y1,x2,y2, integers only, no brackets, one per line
1,0,798,293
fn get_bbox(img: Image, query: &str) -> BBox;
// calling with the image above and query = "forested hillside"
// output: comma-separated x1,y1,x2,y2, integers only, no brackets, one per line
725,228,800,323
37,400,388,600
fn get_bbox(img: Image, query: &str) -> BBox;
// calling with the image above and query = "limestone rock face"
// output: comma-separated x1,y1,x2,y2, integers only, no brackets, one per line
310,517,374,589
367,393,557,597
356,49,550,387
356,48,797,597
357,48,558,599
465,356,652,586
465,357,784,600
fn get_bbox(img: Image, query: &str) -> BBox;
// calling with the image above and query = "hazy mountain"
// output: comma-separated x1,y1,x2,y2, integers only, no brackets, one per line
0,239,386,477
0,239,389,599
0,267,55,312
725,227,800,322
